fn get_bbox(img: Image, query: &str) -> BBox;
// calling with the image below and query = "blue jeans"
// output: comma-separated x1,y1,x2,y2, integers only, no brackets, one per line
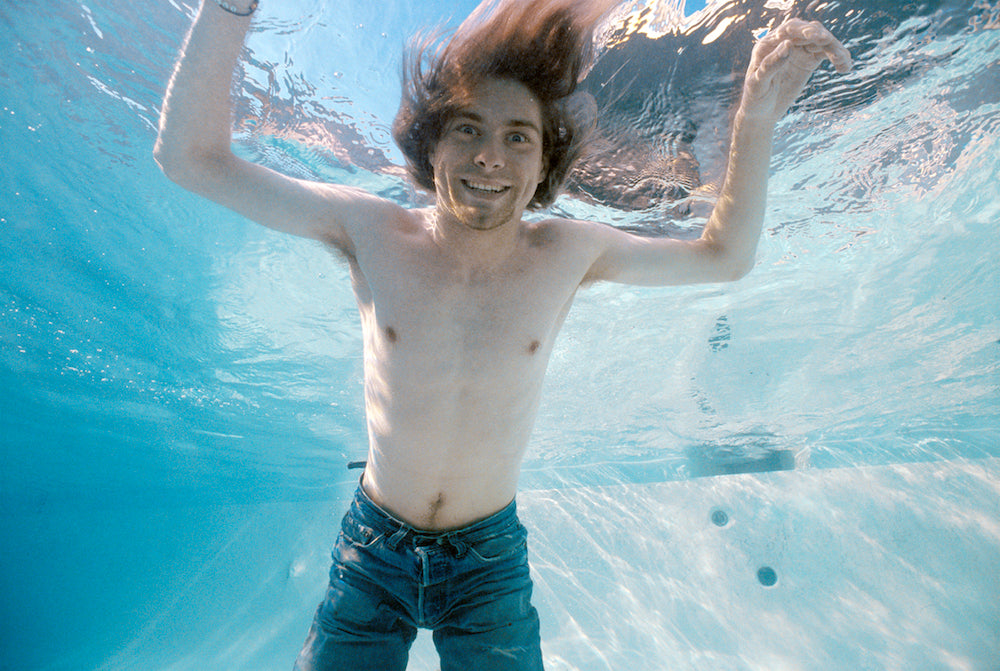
293,484,543,671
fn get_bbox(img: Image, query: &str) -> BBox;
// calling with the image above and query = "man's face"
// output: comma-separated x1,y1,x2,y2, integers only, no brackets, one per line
431,77,547,232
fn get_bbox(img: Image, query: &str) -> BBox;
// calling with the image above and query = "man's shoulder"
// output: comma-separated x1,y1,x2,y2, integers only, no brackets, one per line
522,215,610,249
338,192,426,236
519,217,615,284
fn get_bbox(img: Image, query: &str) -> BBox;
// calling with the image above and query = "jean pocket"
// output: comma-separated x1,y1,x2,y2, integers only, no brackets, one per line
467,527,528,564
339,517,383,549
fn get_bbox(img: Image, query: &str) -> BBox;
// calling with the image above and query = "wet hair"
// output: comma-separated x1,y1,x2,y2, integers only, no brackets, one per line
391,0,609,209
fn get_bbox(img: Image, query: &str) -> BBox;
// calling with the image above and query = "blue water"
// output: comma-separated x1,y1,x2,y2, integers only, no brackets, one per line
1,0,998,668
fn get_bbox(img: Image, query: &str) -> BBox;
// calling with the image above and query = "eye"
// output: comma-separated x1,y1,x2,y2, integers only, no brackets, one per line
454,124,478,136
509,132,529,144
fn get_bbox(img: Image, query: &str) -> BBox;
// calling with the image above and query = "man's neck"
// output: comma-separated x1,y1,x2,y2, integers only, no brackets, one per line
426,207,526,272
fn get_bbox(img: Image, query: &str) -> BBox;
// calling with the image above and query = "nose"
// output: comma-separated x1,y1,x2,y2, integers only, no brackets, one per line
474,136,504,171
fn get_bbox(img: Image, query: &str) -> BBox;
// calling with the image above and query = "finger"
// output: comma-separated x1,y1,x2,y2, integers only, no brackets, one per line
789,33,836,49
773,17,810,37
748,30,784,70
801,20,832,41
806,39,852,72
827,42,853,73
750,39,792,91
781,20,853,73
751,19,838,73
794,22,836,47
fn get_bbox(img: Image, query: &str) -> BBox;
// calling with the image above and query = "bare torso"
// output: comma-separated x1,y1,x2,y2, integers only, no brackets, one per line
346,207,594,529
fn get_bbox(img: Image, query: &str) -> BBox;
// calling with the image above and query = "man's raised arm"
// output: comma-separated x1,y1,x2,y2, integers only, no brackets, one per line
700,19,852,277
154,1,384,249
583,19,852,287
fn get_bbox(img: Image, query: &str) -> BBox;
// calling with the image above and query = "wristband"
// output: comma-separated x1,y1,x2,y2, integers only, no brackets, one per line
215,0,258,16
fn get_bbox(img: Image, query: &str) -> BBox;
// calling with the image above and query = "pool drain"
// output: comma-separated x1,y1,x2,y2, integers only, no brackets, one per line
757,566,778,587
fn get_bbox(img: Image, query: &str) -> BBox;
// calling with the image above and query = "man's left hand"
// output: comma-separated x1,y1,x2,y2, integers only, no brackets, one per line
739,18,852,124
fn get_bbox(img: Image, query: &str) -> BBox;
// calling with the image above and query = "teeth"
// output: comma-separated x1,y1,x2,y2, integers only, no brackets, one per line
465,180,507,193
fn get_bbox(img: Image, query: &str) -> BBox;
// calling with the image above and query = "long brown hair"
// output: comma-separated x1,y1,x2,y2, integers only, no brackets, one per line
392,0,615,209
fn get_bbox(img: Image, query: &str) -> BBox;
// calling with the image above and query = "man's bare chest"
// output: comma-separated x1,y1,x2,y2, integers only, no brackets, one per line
352,239,581,365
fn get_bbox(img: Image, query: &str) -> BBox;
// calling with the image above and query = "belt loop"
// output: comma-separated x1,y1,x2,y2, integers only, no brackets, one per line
444,533,468,558
385,525,409,550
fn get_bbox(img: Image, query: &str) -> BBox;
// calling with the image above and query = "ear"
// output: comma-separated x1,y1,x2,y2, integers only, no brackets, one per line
537,157,548,185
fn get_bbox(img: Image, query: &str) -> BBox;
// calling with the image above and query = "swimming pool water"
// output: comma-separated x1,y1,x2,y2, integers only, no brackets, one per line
1,0,998,668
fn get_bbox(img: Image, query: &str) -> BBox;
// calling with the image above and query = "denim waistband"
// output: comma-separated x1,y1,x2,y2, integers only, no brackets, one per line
348,481,520,547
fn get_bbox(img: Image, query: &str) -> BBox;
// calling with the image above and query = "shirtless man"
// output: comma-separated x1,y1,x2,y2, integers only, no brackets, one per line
155,1,851,668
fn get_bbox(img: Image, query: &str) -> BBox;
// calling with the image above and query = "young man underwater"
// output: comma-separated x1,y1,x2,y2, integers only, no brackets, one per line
155,0,851,668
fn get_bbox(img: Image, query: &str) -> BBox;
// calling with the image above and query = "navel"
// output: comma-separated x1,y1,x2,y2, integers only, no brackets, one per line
426,493,445,526
384,326,398,343
527,339,541,355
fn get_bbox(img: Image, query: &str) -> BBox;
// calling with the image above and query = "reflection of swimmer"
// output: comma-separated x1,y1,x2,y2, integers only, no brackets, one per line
155,0,851,667
569,0,850,212
568,108,703,210
564,4,756,210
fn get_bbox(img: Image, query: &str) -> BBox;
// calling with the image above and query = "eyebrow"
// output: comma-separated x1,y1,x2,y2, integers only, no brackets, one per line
453,111,541,135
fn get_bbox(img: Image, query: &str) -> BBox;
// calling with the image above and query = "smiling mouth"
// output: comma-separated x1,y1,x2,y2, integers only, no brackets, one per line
462,179,510,194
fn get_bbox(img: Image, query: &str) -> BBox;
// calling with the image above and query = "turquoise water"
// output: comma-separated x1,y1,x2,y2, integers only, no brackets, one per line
2,0,998,668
